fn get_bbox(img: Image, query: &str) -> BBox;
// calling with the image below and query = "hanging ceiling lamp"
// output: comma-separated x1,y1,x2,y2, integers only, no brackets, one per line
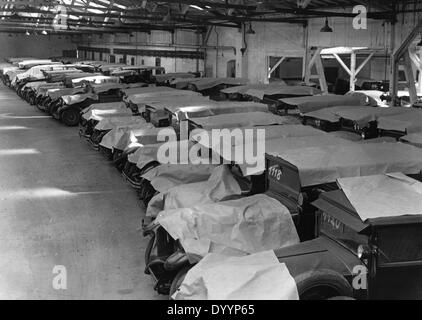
320,17,333,33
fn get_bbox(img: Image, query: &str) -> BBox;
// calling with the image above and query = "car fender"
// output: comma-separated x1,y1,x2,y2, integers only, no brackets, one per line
275,237,363,299
275,237,361,283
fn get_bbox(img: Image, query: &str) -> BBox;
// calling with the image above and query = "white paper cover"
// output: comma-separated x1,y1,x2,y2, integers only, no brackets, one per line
173,251,298,300
156,194,300,262
146,165,241,217
337,173,422,221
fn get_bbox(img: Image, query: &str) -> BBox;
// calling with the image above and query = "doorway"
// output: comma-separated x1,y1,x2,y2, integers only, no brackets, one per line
268,56,303,84
226,60,236,78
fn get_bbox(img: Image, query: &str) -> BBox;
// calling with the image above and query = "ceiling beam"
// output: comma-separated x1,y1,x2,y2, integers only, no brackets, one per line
266,6,395,20
2,7,307,25
142,0,256,10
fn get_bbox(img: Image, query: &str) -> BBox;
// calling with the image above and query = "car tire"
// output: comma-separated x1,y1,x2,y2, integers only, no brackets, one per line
46,102,57,115
144,234,155,274
295,269,353,300
61,108,80,126
169,265,191,299
187,84,198,92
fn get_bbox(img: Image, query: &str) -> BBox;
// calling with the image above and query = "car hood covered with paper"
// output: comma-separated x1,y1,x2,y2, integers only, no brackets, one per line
173,251,299,300
155,194,300,262
146,165,242,217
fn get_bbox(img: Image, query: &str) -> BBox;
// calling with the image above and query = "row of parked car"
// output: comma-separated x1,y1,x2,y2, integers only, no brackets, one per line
4,56,422,300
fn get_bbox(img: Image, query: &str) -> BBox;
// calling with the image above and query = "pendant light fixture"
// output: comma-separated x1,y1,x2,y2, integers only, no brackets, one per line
320,17,333,33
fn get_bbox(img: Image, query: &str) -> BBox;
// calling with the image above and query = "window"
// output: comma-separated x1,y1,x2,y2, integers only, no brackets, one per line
155,57,161,67
62,50,77,58
131,57,135,65
109,55,115,63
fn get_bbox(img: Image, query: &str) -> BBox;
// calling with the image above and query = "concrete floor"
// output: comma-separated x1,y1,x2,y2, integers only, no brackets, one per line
0,84,162,299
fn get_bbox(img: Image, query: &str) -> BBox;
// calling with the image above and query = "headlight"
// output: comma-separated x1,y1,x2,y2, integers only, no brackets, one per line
298,193,306,206
357,245,373,260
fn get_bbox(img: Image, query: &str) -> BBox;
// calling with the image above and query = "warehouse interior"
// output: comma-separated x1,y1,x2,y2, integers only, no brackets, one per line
1,0,422,300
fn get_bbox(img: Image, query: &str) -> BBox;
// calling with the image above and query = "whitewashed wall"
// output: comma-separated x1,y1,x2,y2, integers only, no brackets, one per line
80,29,204,74
78,5,421,84
0,33,77,59
204,6,421,84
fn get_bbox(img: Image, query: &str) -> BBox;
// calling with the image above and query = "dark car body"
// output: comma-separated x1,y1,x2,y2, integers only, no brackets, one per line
264,142,422,240
275,188,422,299
54,85,123,126
111,66,165,84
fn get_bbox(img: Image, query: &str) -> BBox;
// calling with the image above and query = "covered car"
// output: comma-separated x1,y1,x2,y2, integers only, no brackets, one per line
264,141,422,240
277,94,375,115
163,100,268,132
187,111,299,132
170,77,248,96
146,165,243,218
17,59,54,70
98,122,158,158
153,72,198,85
88,115,151,151
79,101,133,138
220,83,287,101
145,194,299,295
111,66,165,83
273,173,422,299
22,69,84,104
303,105,410,138
126,88,204,116
172,250,298,300
121,140,216,202
53,81,134,126
39,73,106,112
135,126,329,204
235,85,322,107
11,63,65,87
143,96,211,128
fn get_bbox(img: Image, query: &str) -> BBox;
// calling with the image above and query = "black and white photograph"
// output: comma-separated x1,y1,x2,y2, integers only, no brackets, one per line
0,0,421,305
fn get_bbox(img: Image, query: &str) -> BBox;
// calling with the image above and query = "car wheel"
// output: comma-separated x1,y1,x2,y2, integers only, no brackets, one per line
295,269,353,300
61,109,80,126
144,234,155,275
169,265,191,299
46,102,57,115
187,84,198,92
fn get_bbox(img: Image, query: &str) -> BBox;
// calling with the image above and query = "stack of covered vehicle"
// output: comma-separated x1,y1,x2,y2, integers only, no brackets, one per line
72,79,422,299
10,57,422,300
